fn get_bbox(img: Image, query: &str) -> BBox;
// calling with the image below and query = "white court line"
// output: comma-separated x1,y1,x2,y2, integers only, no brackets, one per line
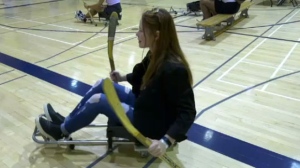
3,26,135,50
87,16,192,49
195,87,229,97
6,16,83,31
1,15,192,50
20,30,135,50
0,25,80,47
217,78,248,88
90,16,191,40
217,10,300,81
91,24,139,40
6,12,74,25
195,87,300,120
0,21,137,50
85,34,137,50
15,30,80,46
261,39,299,91
242,60,293,72
0,24,136,50
217,79,300,102
262,90,300,102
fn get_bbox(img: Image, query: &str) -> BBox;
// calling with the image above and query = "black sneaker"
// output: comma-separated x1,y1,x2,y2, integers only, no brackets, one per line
35,116,66,141
43,103,65,125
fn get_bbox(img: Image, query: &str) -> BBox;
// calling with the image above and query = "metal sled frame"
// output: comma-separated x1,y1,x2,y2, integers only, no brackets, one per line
32,114,150,157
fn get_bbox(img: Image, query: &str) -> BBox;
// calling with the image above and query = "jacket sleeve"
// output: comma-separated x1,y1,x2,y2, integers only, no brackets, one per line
126,73,133,85
164,66,196,142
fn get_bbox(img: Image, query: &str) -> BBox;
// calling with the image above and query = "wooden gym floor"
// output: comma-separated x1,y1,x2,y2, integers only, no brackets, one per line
0,0,299,167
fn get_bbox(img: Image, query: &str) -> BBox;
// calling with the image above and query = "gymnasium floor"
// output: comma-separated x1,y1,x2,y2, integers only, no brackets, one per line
0,0,299,167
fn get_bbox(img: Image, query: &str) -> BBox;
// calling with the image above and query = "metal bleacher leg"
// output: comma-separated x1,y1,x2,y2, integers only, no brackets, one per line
203,27,215,41
290,0,298,7
240,9,249,18
270,0,273,7
169,6,178,15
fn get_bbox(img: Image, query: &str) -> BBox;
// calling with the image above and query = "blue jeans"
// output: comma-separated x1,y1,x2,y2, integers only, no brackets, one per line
61,79,135,135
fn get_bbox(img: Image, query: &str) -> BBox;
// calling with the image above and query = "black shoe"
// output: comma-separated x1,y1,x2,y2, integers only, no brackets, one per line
43,103,65,125
35,116,66,141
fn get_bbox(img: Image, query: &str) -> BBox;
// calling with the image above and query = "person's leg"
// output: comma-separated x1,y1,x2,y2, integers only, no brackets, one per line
213,0,240,15
43,79,106,124
63,93,134,134
115,3,122,20
69,79,135,117
84,9,98,19
200,0,216,20
98,7,109,20
36,93,134,141
104,5,114,20
217,2,240,14
99,4,121,20
44,79,135,124
84,5,105,18
75,4,105,22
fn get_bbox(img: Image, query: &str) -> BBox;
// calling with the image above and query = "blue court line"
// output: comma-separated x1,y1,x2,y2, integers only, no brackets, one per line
0,0,62,9
0,7,300,168
187,124,300,168
1,51,300,167
143,7,300,168
0,52,90,94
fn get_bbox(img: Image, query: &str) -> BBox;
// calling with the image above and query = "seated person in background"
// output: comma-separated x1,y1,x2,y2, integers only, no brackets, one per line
75,0,122,22
200,0,242,20
36,8,196,158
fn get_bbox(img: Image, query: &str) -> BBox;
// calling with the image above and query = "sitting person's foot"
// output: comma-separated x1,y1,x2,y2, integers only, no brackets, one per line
35,116,66,141
75,10,87,22
43,103,65,125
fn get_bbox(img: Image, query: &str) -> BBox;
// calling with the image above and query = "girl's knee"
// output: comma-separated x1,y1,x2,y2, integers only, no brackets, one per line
93,79,103,87
88,94,102,103
201,0,208,5
86,79,103,94
201,0,213,5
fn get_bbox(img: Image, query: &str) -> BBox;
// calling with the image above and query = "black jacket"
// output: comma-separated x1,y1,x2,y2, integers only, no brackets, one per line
126,52,196,142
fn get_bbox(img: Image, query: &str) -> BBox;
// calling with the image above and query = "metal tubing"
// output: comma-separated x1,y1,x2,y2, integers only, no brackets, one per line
32,126,133,146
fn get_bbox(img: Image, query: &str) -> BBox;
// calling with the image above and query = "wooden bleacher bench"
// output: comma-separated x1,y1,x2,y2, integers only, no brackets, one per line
196,0,254,41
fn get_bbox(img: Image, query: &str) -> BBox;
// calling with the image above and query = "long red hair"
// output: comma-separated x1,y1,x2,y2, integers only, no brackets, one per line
141,8,193,89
